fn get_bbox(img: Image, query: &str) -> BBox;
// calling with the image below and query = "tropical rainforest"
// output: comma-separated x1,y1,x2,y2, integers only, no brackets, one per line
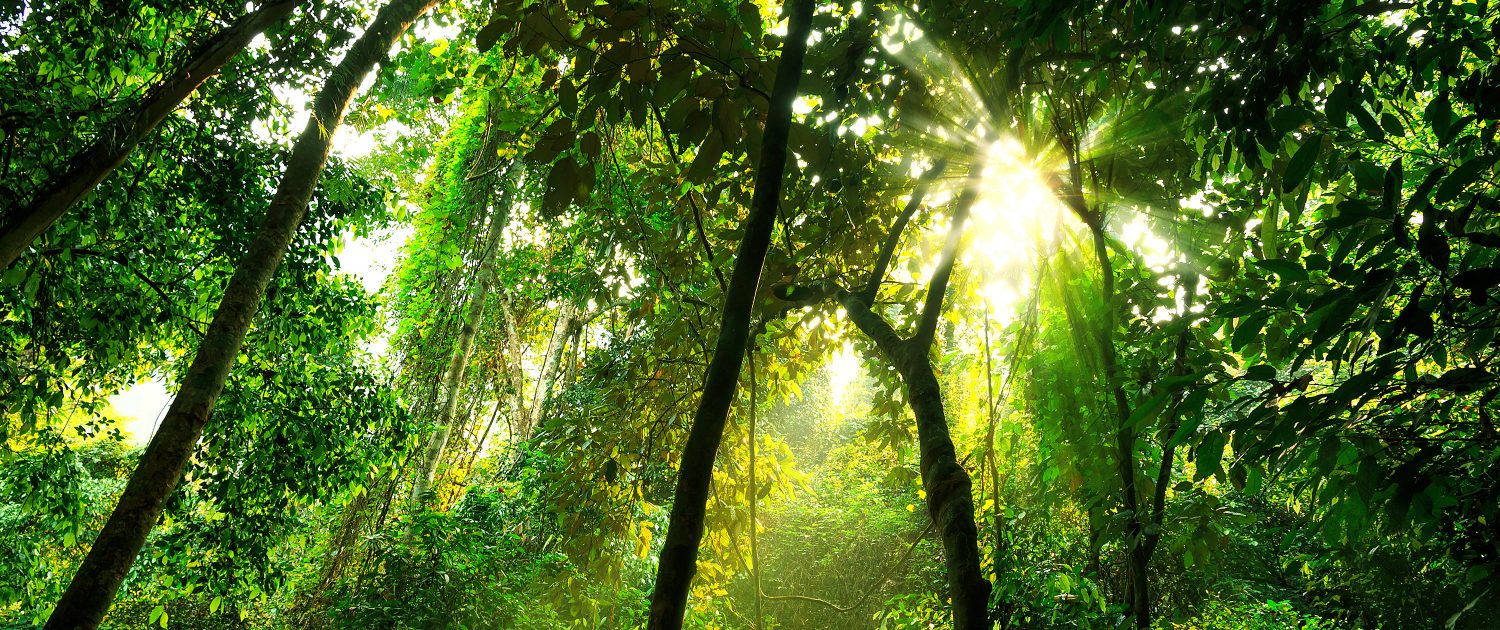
2,0,1499,628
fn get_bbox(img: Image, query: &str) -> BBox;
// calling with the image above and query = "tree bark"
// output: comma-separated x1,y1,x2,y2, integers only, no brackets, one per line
769,157,992,628
833,161,990,629
528,302,577,421
410,129,515,503
1087,221,1151,629
0,0,304,270
410,278,489,502
831,301,992,630
646,1,814,626
44,1,439,627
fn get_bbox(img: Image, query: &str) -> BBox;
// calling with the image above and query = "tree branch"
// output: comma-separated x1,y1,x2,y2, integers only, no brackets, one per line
861,159,948,304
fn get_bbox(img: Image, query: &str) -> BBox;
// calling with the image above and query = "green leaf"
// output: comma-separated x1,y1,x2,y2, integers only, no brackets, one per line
1382,157,1403,218
1434,156,1492,204
1425,92,1453,140
1417,215,1450,270
1253,258,1309,282
1125,391,1172,430
1271,105,1313,137
1380,111,1404,137
1194,431,1226,481
1452,267,1500,290
1351,104,1385,142
1318,437,1341,473
1233,311,1270,351
1244,364,1277,381
1282,134,1321,191
1325,83,1352,126
1409,166,1448,210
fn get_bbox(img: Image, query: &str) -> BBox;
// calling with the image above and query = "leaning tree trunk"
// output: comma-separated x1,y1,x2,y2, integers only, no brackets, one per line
0,0,304,269
409,118,514,503
410,274,490,502
44,1,439,627
646,1,814,627
528,302,577,420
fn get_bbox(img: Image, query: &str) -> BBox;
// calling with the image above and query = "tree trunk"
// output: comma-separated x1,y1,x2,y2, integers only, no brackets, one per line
0,0,304,270
646,1,814,626
902,349,993,628
834,161,991,629
497,295,534,439
409,100,515,503
44,1,438,626
838,297,992,630
1087,222,1151,629
410,185,513,503
529,303,577,421
410,281,488,502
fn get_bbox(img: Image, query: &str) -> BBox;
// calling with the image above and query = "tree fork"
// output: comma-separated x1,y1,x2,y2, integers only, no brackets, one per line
0,0,305,269
836,159,991,629
646,0,814,626
44,0,440,626
771,155,993,628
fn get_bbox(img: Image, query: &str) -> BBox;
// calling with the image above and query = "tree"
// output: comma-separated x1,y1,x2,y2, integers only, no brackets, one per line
834,165,994,629
0,0,304,269
410,106,514,503
5,0,1498,627
44,0,440,625
647,1,815,626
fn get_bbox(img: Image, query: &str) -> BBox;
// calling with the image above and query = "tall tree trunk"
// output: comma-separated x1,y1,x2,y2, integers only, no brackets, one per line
528,303,577,420
410,280,489,501
765,157,991,628
0,0,304,270
414,162,519,501
410,101,515,503
646,1,814,626
1088,221,1151,629
835,163,991,629
497,295,534,439
44,1,439,626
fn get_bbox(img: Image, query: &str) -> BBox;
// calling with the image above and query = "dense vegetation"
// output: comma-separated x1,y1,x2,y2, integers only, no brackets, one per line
3,0,1498,628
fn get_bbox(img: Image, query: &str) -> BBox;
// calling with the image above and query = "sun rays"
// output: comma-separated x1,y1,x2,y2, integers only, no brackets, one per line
867,6,1198,329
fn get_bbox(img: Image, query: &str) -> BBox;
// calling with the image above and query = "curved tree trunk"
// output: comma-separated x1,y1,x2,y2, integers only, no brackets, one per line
836,166,991,628
768,154,992,627
1088,222,1151,629
0,0,304,270
44,1,439,626
646,1,814,627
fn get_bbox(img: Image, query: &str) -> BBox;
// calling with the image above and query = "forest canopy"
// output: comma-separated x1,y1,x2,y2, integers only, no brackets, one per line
2,0,1498,628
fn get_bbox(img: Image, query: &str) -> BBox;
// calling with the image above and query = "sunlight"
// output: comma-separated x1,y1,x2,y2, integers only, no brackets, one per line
965,137,1068,315
873,9,1074,327
826,340,860,409
108,378,170,446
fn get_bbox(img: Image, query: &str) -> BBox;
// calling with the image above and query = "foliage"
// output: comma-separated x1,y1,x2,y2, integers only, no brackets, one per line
327,489,578,630
4,0,1499,628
